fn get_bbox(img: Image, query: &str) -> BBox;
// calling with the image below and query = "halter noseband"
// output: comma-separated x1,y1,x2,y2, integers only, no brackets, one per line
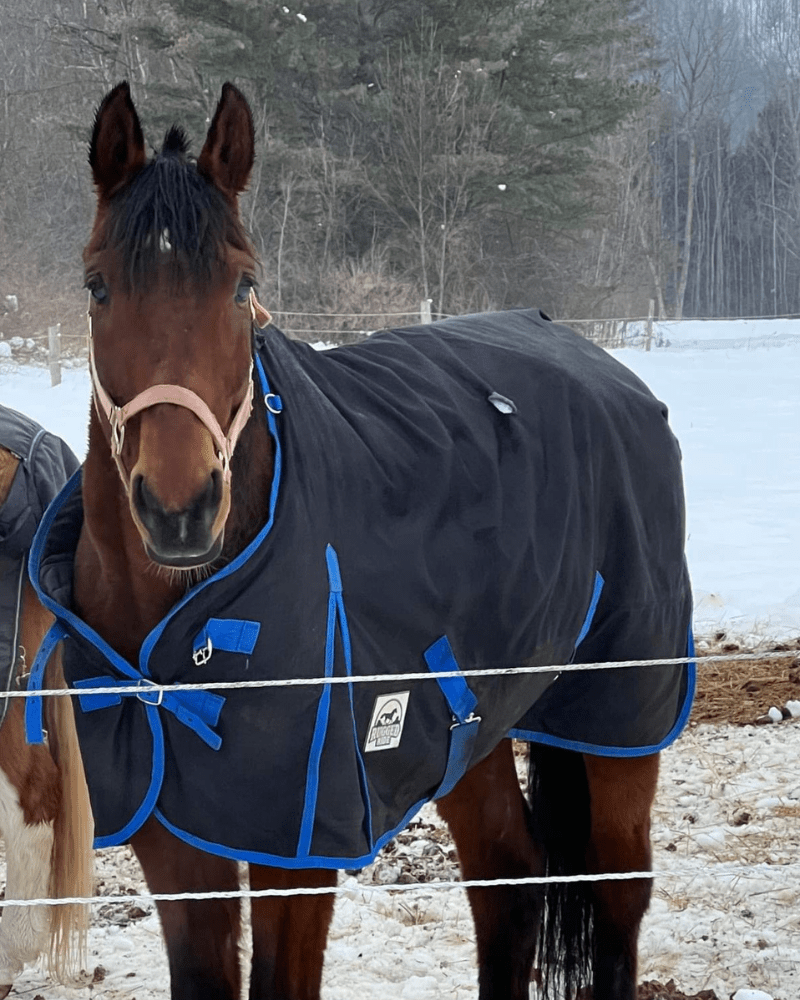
87,292,267,489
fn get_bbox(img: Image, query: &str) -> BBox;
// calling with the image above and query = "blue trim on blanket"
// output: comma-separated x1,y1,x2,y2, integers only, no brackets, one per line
296,548,338,858
334,549,374,851
153,789,433,869
573,571,604,652
24,620,68,744
29,472,145,689
94,702,165,849
508,627,696,756
297,545,374,857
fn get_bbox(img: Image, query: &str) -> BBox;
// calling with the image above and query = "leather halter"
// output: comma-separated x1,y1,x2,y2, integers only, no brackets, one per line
87,291,270,488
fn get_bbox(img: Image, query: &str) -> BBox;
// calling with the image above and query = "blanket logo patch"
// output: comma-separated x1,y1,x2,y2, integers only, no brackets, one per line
364,691,409,752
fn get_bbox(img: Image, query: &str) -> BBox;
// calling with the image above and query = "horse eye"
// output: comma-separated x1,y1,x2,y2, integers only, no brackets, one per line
235,279,253,305
86,278,109,304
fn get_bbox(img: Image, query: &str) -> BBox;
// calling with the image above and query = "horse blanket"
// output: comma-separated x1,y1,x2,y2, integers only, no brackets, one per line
29,309,694,867
0,406,79,725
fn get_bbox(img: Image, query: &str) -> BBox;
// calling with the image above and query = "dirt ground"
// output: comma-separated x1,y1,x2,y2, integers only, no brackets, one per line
692,633,800,727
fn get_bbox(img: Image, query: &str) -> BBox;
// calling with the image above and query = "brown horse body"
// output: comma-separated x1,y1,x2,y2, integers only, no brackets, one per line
0,445,92,997
72,82,668,1000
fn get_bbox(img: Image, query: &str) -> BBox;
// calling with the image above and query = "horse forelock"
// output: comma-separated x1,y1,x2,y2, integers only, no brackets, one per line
92,129,255,293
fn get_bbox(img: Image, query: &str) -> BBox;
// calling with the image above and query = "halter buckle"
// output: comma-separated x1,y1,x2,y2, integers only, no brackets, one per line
110,407,125,456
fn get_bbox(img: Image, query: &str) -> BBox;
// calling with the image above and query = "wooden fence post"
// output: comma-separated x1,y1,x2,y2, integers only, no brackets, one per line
420,299,432,324
48,324,61,387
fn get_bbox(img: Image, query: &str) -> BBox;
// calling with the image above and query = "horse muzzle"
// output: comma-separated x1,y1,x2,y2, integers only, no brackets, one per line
132,472,225,568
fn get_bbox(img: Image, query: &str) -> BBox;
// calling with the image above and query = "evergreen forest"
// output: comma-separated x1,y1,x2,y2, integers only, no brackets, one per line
1,0,799,341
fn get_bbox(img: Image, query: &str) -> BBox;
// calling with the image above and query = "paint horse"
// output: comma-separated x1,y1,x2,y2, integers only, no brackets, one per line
0,407,93,996
27,82,693,1000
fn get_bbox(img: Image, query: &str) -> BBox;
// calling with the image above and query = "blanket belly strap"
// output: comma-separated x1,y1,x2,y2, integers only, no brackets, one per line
424,636,481,799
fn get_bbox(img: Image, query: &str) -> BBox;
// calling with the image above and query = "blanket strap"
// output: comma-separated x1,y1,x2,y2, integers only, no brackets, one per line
424,636,481,800
24,619,69,744
192,617,261,666
72,674,226,751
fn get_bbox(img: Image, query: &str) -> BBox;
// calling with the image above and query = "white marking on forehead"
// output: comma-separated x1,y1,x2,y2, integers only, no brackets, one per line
159,229,172,253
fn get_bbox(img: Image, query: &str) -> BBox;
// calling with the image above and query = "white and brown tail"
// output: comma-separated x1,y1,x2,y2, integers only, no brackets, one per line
0,447,93,990
42,618,94,980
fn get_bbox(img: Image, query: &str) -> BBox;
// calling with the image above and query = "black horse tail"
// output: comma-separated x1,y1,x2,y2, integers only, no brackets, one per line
527,742,594,999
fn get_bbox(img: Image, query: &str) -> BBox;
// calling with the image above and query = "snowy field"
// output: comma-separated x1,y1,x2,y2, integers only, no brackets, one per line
0,317,799,999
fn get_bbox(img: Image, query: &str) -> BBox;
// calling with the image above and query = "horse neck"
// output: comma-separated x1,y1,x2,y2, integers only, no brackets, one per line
74,391,274,663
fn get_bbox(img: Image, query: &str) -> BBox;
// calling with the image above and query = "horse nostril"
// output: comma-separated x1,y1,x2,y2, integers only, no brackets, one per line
132,473,152,520
209,467,222,508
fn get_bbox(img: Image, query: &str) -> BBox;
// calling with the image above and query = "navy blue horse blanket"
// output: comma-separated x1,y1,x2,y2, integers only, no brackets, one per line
30,309,694,867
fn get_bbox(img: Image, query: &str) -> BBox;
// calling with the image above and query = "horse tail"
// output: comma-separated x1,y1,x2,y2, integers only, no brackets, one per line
527,741,593,999
43,642,94,981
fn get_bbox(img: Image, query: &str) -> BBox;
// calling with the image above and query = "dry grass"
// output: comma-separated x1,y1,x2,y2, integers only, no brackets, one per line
692,635,800,726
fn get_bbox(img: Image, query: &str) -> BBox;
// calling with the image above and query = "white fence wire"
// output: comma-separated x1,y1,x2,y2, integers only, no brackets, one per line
2,861,798,909
1,646,798,908
3,648,796,700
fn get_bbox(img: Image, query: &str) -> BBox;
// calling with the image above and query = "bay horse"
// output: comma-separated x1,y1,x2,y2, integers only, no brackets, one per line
29,81,692,1000
0,423,93,996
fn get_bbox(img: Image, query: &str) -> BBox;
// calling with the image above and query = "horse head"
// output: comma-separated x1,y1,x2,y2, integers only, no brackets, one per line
84,82,261,569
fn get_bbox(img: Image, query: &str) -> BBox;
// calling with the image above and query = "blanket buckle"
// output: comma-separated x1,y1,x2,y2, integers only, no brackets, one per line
193,637,213,666
136,678,164,706
450,711,481,731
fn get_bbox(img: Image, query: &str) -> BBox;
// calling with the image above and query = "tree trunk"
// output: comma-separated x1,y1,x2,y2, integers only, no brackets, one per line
675,138,697,320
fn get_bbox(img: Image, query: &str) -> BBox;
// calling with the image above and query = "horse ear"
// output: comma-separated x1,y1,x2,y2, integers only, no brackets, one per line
89,82,146,200
197,83,255,201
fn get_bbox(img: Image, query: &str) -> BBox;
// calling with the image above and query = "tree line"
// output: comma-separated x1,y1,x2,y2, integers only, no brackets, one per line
1,0,799,342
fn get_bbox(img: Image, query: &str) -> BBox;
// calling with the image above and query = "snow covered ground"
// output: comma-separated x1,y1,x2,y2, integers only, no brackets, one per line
617,318,800,642
1,318,799,999
6,723,800,1000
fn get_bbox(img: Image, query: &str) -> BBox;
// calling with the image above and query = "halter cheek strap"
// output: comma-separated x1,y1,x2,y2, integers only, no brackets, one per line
86,292,267,488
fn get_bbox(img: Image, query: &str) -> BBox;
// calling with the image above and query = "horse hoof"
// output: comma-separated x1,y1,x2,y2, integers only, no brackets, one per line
0,984,12,1000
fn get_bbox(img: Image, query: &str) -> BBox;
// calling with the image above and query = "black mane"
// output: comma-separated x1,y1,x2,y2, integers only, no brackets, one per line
101,127,253,291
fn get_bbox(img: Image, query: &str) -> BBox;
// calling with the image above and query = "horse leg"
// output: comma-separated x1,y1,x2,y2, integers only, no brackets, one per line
0,704,60,996
131,817,241,1000
248,864,336,1000
436,739,544,1000
583,752,659,1000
